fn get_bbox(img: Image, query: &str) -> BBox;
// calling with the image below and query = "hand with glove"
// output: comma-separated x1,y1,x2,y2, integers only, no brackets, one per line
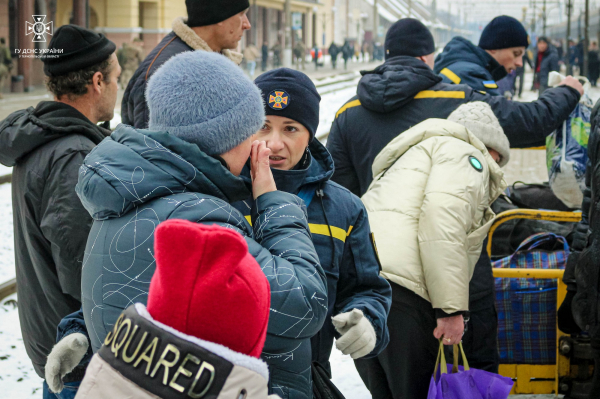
45,333,89,393
332,308,376,359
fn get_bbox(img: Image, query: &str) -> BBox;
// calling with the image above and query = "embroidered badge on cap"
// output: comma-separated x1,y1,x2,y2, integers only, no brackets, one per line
268,90,290,110
469,156,483,172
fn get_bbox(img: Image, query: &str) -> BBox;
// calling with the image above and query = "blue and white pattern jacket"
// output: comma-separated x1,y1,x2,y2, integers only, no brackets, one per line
70,124,327,399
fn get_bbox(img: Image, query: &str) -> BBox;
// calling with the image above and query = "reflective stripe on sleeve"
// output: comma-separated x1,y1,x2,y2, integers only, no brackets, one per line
414,91,466,99
440,68,462,84
335,99,362,118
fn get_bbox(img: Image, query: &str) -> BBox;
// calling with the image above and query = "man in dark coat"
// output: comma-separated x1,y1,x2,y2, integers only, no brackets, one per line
121,0,250,128
435,16,529,96
326,18,583,398
563,99,600,397
329,42,340,69
534,37,560,95
342,41,353,70
589,41,600,86
515,49,533,98
0,25,119,394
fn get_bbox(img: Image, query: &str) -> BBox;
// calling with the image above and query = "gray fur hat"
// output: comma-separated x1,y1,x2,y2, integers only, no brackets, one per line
146,51,265,155
448,102,510,167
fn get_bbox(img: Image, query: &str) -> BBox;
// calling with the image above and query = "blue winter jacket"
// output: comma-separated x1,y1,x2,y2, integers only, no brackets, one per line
233,140,391,374
73,124,327,398
434,37,508,96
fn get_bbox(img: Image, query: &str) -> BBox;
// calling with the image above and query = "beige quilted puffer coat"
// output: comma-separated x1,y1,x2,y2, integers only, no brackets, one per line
362,119,506,315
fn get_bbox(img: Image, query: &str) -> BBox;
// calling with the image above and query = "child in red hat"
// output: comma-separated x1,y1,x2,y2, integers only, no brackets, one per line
73,220,278,399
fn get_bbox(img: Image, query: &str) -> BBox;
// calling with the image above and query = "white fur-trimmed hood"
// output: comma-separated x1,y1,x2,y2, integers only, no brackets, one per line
135,303,269,381
172,17,243,65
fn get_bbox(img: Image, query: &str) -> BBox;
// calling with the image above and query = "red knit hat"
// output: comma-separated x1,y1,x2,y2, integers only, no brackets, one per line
147,220,270,358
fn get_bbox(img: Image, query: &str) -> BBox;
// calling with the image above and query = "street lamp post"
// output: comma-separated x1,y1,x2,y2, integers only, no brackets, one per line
284,0,292,67
543,0,547,35
584,0,589,77
566,0,572,74
374,0,379,41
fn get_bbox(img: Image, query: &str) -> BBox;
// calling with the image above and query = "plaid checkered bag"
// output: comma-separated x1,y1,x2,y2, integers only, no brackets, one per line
494,232,569,364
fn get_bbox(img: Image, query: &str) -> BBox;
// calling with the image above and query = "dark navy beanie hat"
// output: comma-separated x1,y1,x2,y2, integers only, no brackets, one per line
254,68,321,141
385,18,435,60
43,25,116,77
479,16,529,50
186,0,249,27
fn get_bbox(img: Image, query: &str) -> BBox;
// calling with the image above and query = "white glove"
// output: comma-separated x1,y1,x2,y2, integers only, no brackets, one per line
45,333,89,393
332,308,376,359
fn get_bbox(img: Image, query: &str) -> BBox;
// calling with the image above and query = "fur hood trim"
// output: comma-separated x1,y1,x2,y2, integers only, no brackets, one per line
172,17,243,65
135,303,269,381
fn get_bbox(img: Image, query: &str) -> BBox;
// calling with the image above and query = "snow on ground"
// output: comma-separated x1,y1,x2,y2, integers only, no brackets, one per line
0,165,11,176
0,293,43,398
0,183,41,398
0,183,13,285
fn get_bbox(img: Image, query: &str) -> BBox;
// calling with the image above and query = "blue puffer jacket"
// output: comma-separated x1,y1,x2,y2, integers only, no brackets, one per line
434,36,507,96
74,124,327,398
233,140,391,374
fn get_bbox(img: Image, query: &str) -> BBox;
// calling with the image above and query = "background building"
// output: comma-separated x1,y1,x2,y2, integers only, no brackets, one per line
0,0,469,94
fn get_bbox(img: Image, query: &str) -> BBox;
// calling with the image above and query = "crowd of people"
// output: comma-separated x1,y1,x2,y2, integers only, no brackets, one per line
2,0,600,398
485,34,600,99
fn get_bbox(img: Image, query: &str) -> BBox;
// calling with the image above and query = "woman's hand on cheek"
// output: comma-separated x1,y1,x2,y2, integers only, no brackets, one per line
250,140,277,199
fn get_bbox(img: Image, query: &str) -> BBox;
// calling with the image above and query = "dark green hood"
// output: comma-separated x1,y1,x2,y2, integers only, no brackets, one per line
0,101,109,166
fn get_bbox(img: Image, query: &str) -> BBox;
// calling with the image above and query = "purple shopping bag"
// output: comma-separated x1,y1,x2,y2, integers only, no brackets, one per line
427,341,514,399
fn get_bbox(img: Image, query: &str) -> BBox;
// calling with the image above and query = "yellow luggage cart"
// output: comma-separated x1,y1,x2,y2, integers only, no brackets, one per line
487,209,583,395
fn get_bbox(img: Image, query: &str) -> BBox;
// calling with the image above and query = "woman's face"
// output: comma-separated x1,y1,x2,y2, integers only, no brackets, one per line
254,115,311,170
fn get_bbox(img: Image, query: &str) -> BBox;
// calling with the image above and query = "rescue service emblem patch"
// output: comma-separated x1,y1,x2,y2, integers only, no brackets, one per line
268,90,290,110
469,156,483,172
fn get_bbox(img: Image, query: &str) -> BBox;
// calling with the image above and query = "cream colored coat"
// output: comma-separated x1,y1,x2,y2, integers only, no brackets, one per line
362,119,507,314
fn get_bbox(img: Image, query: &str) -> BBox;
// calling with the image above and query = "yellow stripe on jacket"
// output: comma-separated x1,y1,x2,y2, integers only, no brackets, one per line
440,68,462,84
335,99,362,118
414,91,466,99
244,215,352,242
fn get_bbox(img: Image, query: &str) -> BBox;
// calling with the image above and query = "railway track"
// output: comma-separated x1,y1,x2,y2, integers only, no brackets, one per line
0,277,16,301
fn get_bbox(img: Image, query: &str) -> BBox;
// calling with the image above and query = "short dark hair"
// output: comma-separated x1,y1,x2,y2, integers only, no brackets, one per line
0,38,5,45
46,57,112,101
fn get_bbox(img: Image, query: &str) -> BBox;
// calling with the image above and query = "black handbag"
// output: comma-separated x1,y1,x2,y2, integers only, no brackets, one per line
312,361,346,399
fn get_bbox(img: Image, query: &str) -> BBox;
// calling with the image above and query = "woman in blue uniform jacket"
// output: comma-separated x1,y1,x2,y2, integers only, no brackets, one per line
233,68,391,374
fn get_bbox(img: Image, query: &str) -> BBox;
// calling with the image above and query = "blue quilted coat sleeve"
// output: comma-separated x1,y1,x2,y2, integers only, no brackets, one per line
334,199,391,357
249,191,328,338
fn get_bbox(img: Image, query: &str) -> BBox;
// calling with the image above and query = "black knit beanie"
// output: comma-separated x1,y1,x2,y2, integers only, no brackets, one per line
479,16,529,50
385,18,435,60
42,25,116,77
186,0,250,27
254,68,321,141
